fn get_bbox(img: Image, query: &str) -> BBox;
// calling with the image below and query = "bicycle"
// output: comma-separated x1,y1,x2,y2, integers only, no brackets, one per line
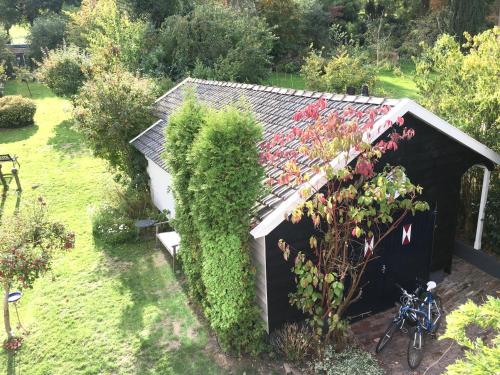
375,279,442,369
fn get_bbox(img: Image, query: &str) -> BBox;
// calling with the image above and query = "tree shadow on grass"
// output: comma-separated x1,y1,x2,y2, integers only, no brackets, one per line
0,125,38,144
47,120,85,156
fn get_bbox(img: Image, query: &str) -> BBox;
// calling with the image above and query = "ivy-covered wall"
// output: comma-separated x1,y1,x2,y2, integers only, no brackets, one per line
164,97,265,354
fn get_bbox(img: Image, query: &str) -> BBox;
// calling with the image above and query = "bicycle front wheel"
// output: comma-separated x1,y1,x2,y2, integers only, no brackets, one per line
375,319,401,353
407,327,424,369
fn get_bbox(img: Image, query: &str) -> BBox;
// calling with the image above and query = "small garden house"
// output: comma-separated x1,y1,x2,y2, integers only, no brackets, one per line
130,78,500,332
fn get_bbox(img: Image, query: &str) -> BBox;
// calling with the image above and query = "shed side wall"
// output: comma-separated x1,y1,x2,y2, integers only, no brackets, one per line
146,157,175,217
249,236,269,332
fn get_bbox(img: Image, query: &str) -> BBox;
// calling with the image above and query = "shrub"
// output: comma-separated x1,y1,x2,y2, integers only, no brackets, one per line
0,95,36,128
301,49,377,94
148,3,274,82
189,104,265,354
313,346,384,375
73,68,157,184
92,206,138,245
440,296,499,375
163,94,207,302
271,323,318,363
91,188,165,244
36,44,89,97
28,13,67,62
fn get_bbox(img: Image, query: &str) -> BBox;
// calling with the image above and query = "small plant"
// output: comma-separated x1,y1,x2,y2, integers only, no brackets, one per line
36,44,90,97
0,95,36,128
271,323,318,363
92,206,138,245
313,346,384,375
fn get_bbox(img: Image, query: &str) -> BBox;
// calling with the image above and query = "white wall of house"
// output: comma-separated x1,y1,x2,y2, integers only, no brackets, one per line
146,157,175,217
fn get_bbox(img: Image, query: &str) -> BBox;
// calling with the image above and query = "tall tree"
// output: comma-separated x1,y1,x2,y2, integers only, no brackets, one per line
21,0,64,24
450,0,493,41
0,0,21,34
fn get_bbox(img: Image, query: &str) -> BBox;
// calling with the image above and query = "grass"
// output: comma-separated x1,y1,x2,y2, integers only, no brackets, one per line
8,25,29,44
0,81,229,374
263,61,420,99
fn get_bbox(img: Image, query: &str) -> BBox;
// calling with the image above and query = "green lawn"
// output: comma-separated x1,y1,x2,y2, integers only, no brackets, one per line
264,62,420,99
8,25,29,44
0,82,228,374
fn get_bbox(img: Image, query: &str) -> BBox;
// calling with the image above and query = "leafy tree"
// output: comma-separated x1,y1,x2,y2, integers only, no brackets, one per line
85,0,151,73
301,48,376,94
415,28,499,153
36,44,90,97
189,104,265,354
163,94,207,302
127,0,191,27
148,2,274,82
22,0,64,24
440,296,499,375
27,13,67,62
264,99,428,342
450,0,493,42
0,198,74,340
73,68,157,184
0,30,14,77
0,0,21,33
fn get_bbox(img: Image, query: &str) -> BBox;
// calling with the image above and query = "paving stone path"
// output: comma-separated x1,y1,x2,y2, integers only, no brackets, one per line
351,256,500,375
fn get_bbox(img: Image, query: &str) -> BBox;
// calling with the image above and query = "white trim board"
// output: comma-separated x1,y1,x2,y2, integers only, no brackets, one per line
250,99,500,239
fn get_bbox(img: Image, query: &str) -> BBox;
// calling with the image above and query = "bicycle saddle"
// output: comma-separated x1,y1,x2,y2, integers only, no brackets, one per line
426,281,436,291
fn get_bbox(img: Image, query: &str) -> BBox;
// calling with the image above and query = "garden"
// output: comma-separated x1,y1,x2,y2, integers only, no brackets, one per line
0,0,499,374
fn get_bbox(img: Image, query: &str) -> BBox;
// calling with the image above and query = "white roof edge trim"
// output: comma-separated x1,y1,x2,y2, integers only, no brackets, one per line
129,119,164,144
154,77,192,104
404,100,500,165
250,99,412,239
130,77,193,145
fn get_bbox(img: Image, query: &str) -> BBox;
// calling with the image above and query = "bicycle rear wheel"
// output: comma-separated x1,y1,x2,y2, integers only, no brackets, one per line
375,319,401,353
407,327,425,369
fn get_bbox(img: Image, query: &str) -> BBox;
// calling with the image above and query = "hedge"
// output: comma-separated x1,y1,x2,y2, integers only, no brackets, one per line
163,93,207,302
189,105,265,354
0,95,36,129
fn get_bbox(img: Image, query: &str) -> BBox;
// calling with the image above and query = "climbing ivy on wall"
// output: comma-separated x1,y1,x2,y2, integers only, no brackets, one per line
165,97,265,354
163,93,207,302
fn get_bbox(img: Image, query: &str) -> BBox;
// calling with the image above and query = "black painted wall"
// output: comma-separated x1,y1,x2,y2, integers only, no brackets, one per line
264,114,493,332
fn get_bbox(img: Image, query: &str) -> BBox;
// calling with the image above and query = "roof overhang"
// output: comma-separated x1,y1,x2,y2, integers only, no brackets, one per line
250,99,500,239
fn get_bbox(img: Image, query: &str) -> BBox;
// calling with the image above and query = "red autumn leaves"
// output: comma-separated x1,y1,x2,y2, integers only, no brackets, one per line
259,97,415,186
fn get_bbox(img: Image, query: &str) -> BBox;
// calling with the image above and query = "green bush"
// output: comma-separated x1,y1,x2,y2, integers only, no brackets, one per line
0,95,36,128
301,49,377,94
28,13,67,62
189,105,265,354
440,296,499,375
36,45,89,97
313,346,384,375
163,94,207,302
73,68,157,184
148,3,274,83
92,206,138,245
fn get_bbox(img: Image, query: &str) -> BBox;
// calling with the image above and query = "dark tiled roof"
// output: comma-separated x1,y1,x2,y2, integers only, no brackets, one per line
131,78,400,222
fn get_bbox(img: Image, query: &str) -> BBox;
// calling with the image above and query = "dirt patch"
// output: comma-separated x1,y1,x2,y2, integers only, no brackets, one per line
153,251,168,267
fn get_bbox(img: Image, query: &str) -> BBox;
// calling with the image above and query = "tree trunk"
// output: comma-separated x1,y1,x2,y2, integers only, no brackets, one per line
3,283,13,340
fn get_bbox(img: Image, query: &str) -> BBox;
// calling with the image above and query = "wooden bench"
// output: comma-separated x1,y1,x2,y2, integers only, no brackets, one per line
155,225,180,271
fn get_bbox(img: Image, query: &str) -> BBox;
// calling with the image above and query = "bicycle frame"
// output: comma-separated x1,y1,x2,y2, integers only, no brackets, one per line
397,291,441,333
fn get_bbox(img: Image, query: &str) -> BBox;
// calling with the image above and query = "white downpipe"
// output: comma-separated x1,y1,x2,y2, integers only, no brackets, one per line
474,167,491,250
